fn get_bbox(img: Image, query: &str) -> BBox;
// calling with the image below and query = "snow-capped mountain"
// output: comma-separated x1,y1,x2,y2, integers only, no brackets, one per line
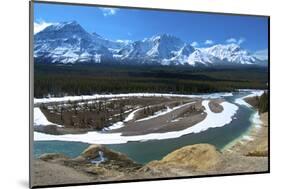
117,34,195,65
187,49,217,66
34,21,267,66
34,21,127,63
185,44,265,66
201,44,261,65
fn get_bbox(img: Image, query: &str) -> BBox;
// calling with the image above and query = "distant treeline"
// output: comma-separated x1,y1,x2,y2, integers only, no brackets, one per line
34,63,268,98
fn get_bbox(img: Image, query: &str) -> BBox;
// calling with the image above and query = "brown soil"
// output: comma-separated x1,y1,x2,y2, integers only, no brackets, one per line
244,96,259,108
224,112,268,157
208,99,224,113
36,96,202,135
32,159,93,187
110,100,206,136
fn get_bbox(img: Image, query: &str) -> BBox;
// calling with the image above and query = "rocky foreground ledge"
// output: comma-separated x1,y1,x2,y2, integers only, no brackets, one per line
32,141,268,187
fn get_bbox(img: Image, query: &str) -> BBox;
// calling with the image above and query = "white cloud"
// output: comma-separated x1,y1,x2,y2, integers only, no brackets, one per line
100,8,118,16
254,49,268,60
34,20,54,34
237,38,245,45
191,41,199,47
204,40,214,45
226,38,237,43
226,37,245,45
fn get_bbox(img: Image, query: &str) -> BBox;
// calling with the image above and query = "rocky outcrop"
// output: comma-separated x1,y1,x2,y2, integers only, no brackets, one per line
78,144,139,166
33,142,268,187
142,144,222,175
39,153,69,162
34,145,142,187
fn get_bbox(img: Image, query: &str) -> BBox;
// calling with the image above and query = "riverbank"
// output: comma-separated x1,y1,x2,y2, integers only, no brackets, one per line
32,141,268,187
34,94,229,137
223,112,268,157
31,90,268,187
33,111,269,186
34,97,238,144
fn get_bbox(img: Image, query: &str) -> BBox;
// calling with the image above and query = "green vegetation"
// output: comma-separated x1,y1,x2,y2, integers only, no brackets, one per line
34,63,268,98
257,92,269,113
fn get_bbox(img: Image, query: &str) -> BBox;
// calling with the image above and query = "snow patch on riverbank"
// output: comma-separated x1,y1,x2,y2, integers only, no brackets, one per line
34,92,233,105
104,121,124,130
136,102,195,122
222,108,263,151
104,107,143,130
123,108,142,122
234,90,264,107
171,118,183,123
251,112,263,128
34,100,238,144
34,108,63,127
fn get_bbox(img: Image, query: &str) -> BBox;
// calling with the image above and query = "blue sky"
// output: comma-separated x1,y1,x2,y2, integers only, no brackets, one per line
34,2,268,52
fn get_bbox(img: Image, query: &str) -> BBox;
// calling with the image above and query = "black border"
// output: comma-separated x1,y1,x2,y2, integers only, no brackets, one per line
29,0,270,188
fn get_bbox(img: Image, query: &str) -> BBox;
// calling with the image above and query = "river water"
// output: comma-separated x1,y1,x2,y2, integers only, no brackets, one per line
34,91,256,164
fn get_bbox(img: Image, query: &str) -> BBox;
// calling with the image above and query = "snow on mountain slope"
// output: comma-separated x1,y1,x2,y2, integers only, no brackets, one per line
34,21,267,66
119,34,195,65
91,32,129,50
34,21,126,63
187,49,217,66
201,44,259,65
162,44,195,65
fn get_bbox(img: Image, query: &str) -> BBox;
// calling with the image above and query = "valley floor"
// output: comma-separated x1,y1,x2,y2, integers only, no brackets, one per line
31,91,268,187
32,111,268,187
34,94,237,144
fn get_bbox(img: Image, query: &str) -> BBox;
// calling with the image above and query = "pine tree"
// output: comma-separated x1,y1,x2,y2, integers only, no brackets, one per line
258,91,268,114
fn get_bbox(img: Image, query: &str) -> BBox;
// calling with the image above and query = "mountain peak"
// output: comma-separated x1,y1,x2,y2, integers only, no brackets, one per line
208,43,241,52
92,32,102,38
34,20,266,66
49,21,82,30
36,21,85,35
35,20,92,42
149,33,181,42
56,20,79,26
225,43,241,52
202,43,258,65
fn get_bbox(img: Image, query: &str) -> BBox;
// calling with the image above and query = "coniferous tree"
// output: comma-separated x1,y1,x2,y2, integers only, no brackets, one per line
258,91,268,113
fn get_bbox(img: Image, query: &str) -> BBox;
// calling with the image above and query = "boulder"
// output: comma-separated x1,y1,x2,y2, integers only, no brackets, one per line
80,144,138,166
39,153,69,162
145,144,222,171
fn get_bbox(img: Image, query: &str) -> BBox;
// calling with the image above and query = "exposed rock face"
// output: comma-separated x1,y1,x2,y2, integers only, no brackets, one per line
246,149,268,157
33,142,268,187
80,144,137,165
144,144,222,172
34,144,142,187
39,153,69,162
140,143,268,177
